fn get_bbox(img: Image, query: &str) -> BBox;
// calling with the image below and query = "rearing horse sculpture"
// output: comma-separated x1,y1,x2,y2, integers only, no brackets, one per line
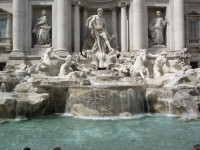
130,49,150,79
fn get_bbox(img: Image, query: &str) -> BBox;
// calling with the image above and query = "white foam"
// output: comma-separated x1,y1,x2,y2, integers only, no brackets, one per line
13,118,28,122
62,113,152,120
62,113,73,117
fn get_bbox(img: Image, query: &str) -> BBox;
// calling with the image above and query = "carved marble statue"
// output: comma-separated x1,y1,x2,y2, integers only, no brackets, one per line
153,51,170,77
32,10,51,46
130,49,150,79
180,48,191,66
36,47,59,76
53,52,76,76
171,48,192,72
0,83,6,92
149,11,167,46
86,8,114,53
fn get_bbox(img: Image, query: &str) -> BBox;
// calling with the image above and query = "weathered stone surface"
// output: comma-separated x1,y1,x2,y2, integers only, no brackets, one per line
174,91,200,121
14,82,31,93
0,92,49,118
71,104,100,117
146,88,175,114
146,73,175,88
27,74,77,88
119,112,134,117
146,69,200,120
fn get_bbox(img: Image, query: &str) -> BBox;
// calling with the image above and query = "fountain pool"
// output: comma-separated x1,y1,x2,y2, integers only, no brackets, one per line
0,114,200,150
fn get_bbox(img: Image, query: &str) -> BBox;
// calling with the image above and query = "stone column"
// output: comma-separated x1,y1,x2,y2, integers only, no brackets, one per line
111,7,119,48
83,7,88,42
56,0,69,55
174,0,185,50
119,2,128,52
73,0,80,53
6,14,12,52
11,0,24,55
133,0,144,50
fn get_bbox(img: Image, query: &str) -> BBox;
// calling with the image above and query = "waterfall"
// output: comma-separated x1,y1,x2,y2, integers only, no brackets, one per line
167,99,173,115
15,102,22,119
65,91,69,113
120,92,126,113
0,83,6,92
66,85,145,117
92,90,98,111
163,99,173,115
146,97,150,114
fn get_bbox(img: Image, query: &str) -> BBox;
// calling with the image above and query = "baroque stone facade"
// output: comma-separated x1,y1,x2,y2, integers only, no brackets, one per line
0,0,200,69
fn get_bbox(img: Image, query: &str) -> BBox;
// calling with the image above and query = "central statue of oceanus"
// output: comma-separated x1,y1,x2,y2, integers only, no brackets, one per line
86,8,114,53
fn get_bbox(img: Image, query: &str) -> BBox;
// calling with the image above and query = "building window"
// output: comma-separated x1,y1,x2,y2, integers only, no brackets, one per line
188,21,199,44
0,20,7,38
190,62,198,69
189,21,198,38
0,63,6,71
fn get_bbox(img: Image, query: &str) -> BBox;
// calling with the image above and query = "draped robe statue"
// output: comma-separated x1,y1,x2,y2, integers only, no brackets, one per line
33,10,51,45
149,11,167,46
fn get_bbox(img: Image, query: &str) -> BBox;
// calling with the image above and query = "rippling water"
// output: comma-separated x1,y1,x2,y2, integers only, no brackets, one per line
0,114,200,150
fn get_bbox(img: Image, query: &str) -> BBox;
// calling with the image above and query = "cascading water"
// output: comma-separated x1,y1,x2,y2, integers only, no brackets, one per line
65,85,146,117
166,99,173,115
146,97,150,114
0,83,6,92
65,91,69,113
15,102,22,119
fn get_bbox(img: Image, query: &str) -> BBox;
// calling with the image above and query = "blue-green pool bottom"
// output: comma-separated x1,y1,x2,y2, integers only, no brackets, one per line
0,114,200,150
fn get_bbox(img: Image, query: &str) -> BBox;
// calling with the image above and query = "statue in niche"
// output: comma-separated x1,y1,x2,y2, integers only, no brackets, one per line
86,8,114,53
32,10,51,46
149,11,167,47
153,51,170,77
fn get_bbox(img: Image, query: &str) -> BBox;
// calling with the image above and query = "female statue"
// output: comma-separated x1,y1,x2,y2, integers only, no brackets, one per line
32,10,51,45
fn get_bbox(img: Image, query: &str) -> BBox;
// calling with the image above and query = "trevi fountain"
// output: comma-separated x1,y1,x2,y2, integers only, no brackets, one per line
0,0,200,149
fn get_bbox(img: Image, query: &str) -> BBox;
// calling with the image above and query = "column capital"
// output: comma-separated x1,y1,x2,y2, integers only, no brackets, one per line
72,0,80,6
118,1,129,7
83,6,89,11
110,7,117,11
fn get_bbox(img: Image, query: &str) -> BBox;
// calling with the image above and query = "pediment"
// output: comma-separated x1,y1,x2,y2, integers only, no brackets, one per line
187,11,200,16
0,8,11,14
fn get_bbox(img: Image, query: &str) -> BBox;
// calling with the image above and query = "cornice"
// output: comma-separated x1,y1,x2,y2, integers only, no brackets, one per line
80,0,130,9
145,0,169,3
0,0,12,3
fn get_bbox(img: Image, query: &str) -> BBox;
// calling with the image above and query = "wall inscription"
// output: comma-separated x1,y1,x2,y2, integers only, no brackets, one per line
146,0,169,3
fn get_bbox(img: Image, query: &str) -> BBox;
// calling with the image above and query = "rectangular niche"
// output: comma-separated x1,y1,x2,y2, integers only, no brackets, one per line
148,7,167,48
31,6,52,48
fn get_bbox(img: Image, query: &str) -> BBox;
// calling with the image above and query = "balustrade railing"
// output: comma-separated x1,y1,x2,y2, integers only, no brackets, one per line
0,38,11,44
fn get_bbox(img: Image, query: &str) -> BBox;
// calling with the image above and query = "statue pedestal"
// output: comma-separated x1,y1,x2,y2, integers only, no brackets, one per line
30,45,51,56
33,45,51,49
151,45,166,48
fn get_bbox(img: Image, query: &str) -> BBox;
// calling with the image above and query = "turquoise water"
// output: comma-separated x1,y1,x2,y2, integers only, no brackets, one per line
0,114,200,150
